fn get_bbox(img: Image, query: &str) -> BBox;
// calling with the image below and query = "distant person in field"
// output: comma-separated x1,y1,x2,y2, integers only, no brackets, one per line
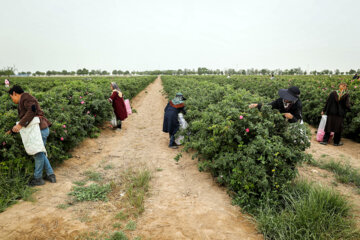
7,85,56,186
4,79,10,88
352,73,358,79
249,86,302,123
320,83,350,146
163,93,186,149
108,82,127,130
270,74,275,80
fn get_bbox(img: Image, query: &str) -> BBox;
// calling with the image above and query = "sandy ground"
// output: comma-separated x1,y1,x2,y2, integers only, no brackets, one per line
307,127,360,168
299,127,360,225
0,77,261,240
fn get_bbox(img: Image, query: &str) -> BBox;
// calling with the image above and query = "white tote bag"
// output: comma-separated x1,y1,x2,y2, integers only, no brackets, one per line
18,117,47,155
175,113,188,145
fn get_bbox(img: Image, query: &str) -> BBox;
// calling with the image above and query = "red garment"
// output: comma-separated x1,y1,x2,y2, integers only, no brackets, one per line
110,91,128,121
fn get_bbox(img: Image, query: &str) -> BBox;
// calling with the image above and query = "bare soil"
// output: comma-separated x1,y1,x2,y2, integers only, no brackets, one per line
0,77,262,240
299,126,360,225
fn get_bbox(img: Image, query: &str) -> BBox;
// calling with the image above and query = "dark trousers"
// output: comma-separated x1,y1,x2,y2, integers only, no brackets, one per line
323,132,341,144
169,126,179,147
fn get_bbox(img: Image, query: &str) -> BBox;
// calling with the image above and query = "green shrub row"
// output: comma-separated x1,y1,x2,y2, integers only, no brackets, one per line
0,76,155,211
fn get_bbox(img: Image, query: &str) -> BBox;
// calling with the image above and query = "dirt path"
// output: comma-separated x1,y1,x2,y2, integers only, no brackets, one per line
0,77,261,240
306,127,360,168
299,127,360,225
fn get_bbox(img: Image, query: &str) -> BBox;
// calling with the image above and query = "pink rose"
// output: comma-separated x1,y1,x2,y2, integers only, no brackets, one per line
239,115,244,120
62,125,66,128
245,128,250,133
354,86,357,88
94,114,96,117
87,111,90,114
60,137,64,141
81,101,85,104
80,96,82,99
2,142,6,146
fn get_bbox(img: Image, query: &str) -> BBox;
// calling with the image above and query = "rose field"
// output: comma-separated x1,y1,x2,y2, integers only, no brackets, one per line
0,75,360,240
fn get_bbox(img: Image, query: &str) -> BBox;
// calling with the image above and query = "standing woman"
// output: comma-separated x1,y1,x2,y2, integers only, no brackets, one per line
163,93,186,149
320,83,351,146
109,82,127,129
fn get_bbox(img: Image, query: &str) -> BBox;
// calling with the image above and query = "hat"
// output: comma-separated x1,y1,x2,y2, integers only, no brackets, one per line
278,86,300,102
175,92,186,101
172,92,186,105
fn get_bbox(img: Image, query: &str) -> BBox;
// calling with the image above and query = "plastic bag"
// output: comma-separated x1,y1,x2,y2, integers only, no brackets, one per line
111,112,117,128
124,99,132,115
175,113,188,145
316,115,334,142
18,117,47,155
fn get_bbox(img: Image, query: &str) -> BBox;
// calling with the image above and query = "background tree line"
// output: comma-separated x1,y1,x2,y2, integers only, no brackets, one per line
1,66,360,77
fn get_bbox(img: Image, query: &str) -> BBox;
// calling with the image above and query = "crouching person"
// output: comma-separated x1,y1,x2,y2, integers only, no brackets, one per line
8,85,56,186
163,93,186,149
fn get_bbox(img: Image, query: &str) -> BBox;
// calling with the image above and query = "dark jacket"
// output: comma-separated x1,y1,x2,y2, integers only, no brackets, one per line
258,98,302,123
163,101,186,135
323,91,350,118
109,91,128,121
18,93,51,129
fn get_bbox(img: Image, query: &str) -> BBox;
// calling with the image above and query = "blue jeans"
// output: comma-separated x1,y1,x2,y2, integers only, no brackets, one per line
33,128,54,179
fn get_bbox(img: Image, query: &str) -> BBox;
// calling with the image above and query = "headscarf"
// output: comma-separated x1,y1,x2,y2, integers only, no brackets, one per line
336,83,348,100
111,82,122,97
171,93,185,105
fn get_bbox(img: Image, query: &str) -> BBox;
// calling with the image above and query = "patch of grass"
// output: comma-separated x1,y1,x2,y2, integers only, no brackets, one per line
256,180,360,240
112,222,122,229
125,220,136,231
69,183,111,202
322,161,360,188
125,170,151,215
104,164,114,170
311,160,360,188
320,154,329,158
132,109,137,113
115,210,129,220
156,168,163,172
0,173,33,212
106,231,128,240
22,187,39,202
57,203,70,209
84,171,102,182
133,237,141,240
74,180,87,186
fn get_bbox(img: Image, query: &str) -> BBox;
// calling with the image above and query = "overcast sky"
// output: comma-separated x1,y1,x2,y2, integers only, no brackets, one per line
0,0,359,72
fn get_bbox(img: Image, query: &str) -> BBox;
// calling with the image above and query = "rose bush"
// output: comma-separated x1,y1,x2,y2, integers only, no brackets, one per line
162,76,311,210
0,76,155,211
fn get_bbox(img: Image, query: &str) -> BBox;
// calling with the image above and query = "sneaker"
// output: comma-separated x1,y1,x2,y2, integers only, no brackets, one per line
169,145,178,149
320,141,327,145
44,174,56,183
333,142,344,146
29,177,45,186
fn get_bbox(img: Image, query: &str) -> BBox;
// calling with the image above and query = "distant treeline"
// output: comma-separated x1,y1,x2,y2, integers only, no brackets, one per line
1,66,360,77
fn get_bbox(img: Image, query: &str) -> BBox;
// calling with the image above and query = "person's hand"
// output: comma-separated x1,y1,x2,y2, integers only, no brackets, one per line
12,124,22,133
249,103,258,109
321,111,324,115
283,113,293,119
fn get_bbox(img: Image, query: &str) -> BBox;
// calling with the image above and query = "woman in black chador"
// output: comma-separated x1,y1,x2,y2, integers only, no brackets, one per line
321,83,351,146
